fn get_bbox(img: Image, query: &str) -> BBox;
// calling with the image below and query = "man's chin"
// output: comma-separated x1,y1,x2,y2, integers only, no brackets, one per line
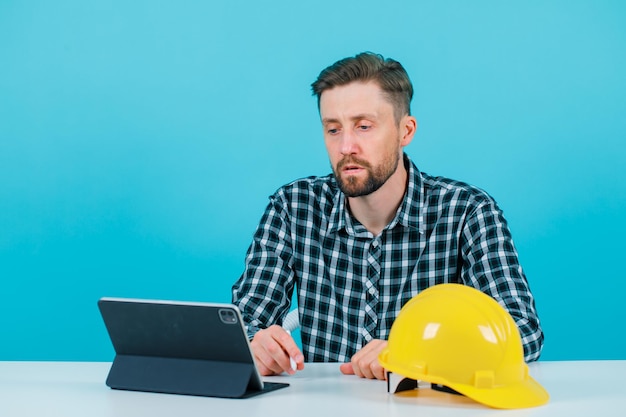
338,179,374,198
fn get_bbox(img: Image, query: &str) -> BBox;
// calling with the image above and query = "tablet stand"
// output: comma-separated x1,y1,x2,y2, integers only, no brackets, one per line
106,355,286,398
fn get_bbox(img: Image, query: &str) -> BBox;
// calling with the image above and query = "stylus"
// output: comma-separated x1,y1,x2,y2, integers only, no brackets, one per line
282,310,299,372
284,329,298,372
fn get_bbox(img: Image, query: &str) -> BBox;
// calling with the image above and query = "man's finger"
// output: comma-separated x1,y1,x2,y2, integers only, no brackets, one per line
339,362,354,375
252,325,303,375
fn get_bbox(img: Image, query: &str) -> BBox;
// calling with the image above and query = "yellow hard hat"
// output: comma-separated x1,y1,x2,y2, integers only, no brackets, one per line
379,283,549,409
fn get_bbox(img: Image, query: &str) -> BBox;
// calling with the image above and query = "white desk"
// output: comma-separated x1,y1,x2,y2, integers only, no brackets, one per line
1,361,624,416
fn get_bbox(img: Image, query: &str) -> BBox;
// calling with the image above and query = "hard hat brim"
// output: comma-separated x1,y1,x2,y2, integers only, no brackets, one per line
442,375,550,409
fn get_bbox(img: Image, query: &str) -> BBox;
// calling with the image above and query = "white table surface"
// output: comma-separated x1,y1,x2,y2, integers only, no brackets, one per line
1,360,625,416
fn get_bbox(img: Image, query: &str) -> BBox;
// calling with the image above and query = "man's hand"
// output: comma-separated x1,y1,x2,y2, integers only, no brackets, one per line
339,339,388,380
250,325,305,376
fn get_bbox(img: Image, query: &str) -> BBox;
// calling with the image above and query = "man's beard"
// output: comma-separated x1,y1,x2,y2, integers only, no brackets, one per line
334,152,400,197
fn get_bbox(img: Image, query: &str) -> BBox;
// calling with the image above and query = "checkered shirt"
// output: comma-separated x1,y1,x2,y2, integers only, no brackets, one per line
232,155,544,362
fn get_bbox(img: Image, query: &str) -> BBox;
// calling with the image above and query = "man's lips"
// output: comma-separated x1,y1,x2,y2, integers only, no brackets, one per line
343,164,363,172
337,158,370,177
338,159,368,173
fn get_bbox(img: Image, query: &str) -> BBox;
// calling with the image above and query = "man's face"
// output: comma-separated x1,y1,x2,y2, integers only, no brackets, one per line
319,81,405,197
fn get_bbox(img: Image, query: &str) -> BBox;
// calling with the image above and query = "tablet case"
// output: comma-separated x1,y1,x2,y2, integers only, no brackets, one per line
98,298,289,398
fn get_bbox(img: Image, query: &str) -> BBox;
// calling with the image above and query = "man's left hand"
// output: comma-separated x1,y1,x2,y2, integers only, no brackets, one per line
339,339,387,380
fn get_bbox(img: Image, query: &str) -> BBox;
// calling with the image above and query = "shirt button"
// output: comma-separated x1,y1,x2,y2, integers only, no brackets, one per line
372,240,379,248
368,288,376,296
364,334,372,342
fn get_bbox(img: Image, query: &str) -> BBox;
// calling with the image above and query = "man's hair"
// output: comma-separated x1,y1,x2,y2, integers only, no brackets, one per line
311,52,413,122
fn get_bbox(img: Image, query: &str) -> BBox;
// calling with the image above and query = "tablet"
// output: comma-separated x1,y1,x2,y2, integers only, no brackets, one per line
97,297,289,398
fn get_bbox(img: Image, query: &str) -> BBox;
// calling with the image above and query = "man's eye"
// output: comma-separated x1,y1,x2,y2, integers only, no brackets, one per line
327,128,339,134
358,125,371,130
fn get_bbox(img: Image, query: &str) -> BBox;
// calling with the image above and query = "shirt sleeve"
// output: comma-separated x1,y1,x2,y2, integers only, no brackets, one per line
460,197,544,362
231,192,296,339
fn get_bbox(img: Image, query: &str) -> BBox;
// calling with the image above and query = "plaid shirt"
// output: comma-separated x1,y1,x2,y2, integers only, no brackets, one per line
232,155,543,362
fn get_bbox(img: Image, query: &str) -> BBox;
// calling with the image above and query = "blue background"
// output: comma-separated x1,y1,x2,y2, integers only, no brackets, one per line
1,1,624,361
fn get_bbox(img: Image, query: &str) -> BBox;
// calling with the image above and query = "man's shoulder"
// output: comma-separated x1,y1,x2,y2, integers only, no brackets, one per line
271,174,339,204
419,170,495,205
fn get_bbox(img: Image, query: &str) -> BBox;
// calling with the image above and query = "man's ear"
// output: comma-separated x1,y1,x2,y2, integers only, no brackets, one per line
400,115,418,147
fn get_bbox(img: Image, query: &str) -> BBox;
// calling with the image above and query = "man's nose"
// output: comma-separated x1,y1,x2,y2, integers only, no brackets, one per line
340,130,358,155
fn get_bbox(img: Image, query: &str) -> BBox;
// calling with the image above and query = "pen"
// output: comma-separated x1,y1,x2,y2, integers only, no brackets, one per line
283,310,300,372
284,329,297,372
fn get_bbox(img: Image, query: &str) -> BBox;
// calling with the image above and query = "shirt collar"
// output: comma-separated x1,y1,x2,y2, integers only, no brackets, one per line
327,185,357,235
395,154,425,233
327,154,425,236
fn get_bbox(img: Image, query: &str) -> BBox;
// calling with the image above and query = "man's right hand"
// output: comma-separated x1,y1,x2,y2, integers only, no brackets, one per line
250,325,305,375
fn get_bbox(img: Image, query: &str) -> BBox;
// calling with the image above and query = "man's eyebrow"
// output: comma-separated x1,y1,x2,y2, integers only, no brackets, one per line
322,114,378,125
322,117,339,125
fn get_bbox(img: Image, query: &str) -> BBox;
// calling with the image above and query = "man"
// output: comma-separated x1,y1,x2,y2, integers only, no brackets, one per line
232,52,543,380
